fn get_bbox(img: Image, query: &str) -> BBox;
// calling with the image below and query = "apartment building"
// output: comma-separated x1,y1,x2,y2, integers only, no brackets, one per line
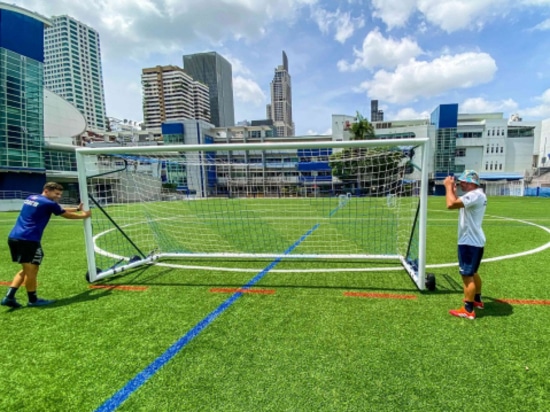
141,65,210,130
44,15,107,131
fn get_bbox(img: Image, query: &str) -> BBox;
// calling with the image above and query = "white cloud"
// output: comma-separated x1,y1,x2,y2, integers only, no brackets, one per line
392,107,431,120
14,0,317,58
519,88,550,118
460,97,519,113
311,7,365,43
372,0,511,33
225,55,252,76
359,52,497,103
338,29,423,71
233,76,266,106
532,18,550,31
371,0,417,29
417,0,504,33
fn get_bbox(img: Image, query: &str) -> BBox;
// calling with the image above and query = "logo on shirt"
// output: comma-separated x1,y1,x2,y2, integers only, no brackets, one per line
24,199,39,207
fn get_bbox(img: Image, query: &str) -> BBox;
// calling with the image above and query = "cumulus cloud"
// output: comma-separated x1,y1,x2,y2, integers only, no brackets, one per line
392,107,431,120
519,88,550,118
372,0,510,33
371,0,417,30
14,0,316,58
532,18,550,31
311,7,365,43
338,29,423,71
233,76,266,106
359,52,497,103
460,97,519,113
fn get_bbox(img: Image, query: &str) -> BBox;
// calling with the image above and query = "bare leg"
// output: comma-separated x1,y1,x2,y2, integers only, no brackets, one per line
462,275,476,303
473,273,482,295
20,263,40,292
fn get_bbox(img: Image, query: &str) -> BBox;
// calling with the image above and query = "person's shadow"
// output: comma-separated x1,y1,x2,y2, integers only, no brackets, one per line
27,288,114,309
477,296,514,318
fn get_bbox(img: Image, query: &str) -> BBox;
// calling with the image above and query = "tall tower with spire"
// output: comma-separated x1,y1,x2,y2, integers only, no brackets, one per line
267,51,294,136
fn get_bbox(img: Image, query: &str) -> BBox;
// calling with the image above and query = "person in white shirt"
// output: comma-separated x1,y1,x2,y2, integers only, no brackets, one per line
444,170,487,320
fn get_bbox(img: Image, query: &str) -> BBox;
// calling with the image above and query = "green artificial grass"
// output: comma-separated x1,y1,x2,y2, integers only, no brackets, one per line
0,196,549,411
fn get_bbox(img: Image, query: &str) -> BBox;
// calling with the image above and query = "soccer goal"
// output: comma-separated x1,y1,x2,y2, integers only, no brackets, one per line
76,138,430,289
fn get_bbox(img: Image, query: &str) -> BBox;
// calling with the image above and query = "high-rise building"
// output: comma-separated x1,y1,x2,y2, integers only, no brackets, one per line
370,100,384,122
183,52,235,127
0,2,51,191
141,65,210,130
267,51,294,137
44,15,107,131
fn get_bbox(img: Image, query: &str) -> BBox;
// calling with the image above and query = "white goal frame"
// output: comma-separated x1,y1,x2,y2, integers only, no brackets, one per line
76,138,430,290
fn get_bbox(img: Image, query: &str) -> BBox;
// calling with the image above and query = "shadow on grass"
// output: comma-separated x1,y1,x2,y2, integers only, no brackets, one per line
477,296,514,318
28,288,115,309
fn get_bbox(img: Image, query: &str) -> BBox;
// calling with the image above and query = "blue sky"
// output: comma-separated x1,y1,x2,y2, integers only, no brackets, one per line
10,0,550,135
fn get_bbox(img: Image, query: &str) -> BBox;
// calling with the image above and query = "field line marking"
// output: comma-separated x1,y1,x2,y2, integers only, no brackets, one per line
94,223,321,412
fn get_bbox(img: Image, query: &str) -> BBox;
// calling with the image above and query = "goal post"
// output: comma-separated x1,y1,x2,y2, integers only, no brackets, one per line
76,138,430,290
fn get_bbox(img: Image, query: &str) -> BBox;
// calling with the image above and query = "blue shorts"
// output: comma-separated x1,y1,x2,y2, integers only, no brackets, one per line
458,245,484,276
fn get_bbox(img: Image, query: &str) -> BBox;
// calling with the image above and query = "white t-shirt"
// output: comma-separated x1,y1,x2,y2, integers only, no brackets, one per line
458,188,487,247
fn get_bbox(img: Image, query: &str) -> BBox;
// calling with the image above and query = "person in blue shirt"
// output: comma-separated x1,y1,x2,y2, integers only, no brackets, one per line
1,182,91,309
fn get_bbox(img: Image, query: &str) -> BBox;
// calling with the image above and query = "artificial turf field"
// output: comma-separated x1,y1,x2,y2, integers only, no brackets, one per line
1,196,549,411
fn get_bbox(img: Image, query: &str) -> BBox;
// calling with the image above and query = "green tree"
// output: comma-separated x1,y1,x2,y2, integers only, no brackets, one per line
330,112,404,195
348,111,375,140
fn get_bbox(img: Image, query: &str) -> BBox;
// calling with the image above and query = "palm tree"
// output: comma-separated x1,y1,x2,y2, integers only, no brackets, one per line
349,111,375,140
330,112,404,195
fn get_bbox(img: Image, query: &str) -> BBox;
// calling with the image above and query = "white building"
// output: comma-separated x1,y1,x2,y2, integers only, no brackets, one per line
44,15,108,131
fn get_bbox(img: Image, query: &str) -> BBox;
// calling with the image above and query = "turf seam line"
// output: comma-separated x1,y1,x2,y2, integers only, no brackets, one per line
94,223,321,412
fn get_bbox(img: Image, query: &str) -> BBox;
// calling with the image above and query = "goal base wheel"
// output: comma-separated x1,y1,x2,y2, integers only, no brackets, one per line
425,273,436,291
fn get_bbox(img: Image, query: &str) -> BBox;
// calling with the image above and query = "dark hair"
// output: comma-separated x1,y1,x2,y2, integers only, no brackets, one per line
43,182,64,192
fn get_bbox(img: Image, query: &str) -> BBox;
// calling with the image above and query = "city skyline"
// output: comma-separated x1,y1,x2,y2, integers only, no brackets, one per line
8,0,550,135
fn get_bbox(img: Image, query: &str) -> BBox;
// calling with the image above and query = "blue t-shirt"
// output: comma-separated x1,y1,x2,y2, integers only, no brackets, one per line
9,194,65,242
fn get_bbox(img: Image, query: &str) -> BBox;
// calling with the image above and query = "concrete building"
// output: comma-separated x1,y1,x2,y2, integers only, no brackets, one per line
44,15,107,131
370,100,384,122
267,51,294,137
141,65,210,130
183,52,235,127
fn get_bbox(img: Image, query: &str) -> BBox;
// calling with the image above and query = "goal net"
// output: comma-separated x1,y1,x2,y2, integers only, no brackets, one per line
76,138,429,289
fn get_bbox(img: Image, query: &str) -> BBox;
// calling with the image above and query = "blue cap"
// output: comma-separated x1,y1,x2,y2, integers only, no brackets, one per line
457,170,480,186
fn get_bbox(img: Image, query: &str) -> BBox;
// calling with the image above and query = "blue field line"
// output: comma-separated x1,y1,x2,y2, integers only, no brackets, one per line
94,223,321,412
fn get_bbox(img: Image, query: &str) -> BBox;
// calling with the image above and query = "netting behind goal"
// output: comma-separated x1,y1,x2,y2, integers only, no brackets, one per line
76,139,429,289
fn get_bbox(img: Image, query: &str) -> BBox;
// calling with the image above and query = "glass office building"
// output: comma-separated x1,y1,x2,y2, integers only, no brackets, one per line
0,3,50,192
183,52,235,127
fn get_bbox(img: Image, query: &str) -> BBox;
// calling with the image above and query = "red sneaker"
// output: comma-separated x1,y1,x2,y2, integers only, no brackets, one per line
449,306,476,320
